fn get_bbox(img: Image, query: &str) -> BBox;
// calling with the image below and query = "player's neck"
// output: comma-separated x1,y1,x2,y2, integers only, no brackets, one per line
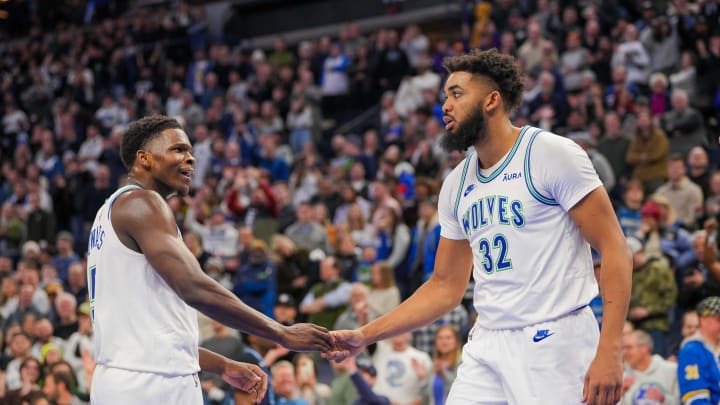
125,172,150,190
125,172,174,199
474,120,521,170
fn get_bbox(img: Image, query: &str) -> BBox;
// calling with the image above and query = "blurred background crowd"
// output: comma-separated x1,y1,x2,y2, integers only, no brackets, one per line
0,0,719,404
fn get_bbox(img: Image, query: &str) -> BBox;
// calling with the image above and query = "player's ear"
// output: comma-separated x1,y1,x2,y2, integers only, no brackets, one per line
485,90,502,113
136,149,152,169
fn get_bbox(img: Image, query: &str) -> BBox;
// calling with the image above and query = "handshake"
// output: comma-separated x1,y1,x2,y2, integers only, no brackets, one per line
221,324,372,404
275,323,369,361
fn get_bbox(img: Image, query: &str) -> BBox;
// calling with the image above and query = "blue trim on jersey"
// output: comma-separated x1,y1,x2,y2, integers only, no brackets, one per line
453,151,474,220
475,125,529,183
524,130,559,206
107,185,143,219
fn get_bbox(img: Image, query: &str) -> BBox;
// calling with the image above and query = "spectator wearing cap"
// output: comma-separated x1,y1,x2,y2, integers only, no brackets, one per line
655,153,704,229
274,293,298,327
677,296,720,404
626,107,669,194
63,302,93,381
627,237,677,356
619,330,678,405
232,240,276,318
347,356,390,405
639,200,695,270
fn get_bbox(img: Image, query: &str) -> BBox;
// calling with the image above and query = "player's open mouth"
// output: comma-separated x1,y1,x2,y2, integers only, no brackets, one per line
443,116,455,131
179,168,194,180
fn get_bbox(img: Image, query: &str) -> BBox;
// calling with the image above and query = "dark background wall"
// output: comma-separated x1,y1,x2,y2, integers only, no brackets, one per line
223,0,449,40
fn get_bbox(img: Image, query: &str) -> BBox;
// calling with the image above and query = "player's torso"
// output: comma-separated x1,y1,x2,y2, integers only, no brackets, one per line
452,127,596,328
86,185,200,375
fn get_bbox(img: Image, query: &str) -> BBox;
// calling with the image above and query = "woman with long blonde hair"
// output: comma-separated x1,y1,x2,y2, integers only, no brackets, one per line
425,325,462,405
367,261,400,316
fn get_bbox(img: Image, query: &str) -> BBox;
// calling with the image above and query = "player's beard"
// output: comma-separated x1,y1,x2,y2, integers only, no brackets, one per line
440,108,487,152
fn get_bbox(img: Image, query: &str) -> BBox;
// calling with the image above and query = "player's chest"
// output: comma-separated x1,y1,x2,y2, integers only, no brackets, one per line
455,180,555,240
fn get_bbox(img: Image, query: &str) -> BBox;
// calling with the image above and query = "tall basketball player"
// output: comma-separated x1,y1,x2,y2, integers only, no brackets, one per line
86,116,334,404
326,49,632,405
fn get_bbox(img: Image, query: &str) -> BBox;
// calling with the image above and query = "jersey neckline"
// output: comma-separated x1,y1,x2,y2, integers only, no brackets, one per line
475,125,529,183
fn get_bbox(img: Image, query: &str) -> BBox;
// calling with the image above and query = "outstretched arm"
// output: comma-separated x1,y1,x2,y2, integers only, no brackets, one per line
328,236,473,359
569,187,632,405
113,189,334,353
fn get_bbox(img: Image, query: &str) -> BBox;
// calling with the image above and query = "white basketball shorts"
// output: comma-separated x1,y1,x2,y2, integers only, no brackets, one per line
91,365,203,405
447,306,599,404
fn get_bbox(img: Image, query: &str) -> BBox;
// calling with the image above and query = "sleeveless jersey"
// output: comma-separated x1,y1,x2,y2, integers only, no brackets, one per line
86,185,200,375
438,126,602,329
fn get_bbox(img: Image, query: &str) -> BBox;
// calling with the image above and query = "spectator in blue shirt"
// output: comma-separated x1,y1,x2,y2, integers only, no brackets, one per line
677,296,720,405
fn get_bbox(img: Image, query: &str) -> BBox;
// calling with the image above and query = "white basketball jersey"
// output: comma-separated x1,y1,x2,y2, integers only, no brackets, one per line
438,126,602,329
86,185,200,375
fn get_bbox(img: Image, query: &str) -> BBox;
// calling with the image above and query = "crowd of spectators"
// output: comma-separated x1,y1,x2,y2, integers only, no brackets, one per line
1,0,720,404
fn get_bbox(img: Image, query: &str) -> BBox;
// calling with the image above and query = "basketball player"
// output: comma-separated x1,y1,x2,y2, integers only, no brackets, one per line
326,49,632,405
86,116,335,404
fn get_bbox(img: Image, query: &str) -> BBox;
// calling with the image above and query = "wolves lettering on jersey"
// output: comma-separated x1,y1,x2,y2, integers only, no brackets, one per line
460,195,525,237
88,225,105,252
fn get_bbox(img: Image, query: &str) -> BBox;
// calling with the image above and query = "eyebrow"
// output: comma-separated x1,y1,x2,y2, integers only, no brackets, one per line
445,84,464,93
169,142,192,150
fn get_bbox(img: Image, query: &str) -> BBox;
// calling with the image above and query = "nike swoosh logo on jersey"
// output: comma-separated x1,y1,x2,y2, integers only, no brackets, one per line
463,184,476,197
532,329,554,342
